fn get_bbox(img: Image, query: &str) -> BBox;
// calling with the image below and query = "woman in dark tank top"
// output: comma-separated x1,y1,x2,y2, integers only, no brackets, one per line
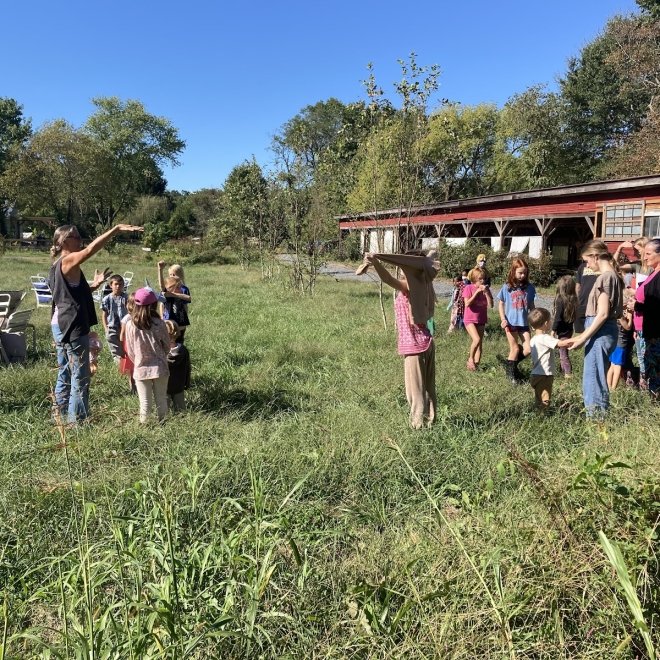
49,223,142,425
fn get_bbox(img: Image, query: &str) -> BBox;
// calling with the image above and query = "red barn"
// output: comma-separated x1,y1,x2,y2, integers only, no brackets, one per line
338,175,660,266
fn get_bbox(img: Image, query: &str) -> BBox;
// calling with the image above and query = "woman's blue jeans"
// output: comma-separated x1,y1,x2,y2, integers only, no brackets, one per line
582,317,617,418
52,324,90,425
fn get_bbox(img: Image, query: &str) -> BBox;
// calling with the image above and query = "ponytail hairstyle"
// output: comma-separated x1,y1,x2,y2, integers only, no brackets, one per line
554,275,577,324
635,236,651,273
506,257,529,290
580,239,608,262
599,251,625,284
50,225,79,259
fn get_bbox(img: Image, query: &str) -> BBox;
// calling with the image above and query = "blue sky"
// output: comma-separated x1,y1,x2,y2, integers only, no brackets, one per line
3,0,639,192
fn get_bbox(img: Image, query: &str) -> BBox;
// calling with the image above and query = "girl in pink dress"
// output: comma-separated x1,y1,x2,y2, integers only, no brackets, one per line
462,267,493,370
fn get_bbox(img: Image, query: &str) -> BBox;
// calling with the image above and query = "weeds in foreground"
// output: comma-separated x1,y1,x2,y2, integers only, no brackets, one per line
1,253,659,656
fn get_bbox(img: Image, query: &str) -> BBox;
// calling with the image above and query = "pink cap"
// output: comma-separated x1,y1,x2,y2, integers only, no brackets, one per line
134,287,158,306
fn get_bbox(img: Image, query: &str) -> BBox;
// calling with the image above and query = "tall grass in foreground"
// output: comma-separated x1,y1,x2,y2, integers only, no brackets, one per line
1,250,659,657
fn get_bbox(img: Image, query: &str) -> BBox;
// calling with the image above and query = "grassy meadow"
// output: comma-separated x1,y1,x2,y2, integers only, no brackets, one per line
1,249,659,658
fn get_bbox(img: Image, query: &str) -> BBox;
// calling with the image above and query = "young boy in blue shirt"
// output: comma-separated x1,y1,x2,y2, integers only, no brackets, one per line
101,274,128,362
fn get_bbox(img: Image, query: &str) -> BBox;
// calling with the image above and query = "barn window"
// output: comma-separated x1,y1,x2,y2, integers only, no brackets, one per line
603,203,643,238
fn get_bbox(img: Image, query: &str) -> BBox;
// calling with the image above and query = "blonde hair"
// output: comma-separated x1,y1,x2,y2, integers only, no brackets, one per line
168,264,185,282
126,292,136,315
469,267,485,283
165,275,182,291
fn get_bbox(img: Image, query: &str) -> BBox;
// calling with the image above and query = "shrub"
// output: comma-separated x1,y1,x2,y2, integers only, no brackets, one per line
435,239,555,286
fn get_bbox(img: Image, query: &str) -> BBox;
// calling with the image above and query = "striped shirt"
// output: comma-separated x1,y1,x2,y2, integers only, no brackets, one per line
395,292,432,356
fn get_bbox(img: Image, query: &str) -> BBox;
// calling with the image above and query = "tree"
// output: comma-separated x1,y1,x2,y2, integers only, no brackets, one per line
222,160,270,268
0,120,102,231
560,22,652,178
83,97,185,228
637,0,660,19
125,195,171,250
347,116,430,211
0,98,31,176
0,98,32,233
185,188,224,238
348,55,440,251
494,86,575,190
274,98,351,178
422,103,500,200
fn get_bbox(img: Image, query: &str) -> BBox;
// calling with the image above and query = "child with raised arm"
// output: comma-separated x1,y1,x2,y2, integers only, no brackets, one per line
497,257,536,384
463,266,493,370
165,320,191,413
361,251,437,429
124,288,170,423
528,308,572,412
101,274,127,363
158,261,191,340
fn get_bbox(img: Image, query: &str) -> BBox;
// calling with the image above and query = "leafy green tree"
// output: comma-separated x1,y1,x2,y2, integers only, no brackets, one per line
125,195,171,250
84,97,185,227
422,103,499,200
222,160,270,268
274,98,351,179
0,120,102,232
0,98,32,233
0,98,31,176
494,86,576,190
185,188,224,238
560,23,652,178
348,55,440,252
637,0,660,19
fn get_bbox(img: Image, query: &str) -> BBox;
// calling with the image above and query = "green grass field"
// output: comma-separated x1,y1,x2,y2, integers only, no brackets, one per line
1,249,659,658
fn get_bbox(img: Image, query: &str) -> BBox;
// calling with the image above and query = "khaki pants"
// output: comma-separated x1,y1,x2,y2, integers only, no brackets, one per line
530,374,554,411
135,375,169,423
404,341,436,429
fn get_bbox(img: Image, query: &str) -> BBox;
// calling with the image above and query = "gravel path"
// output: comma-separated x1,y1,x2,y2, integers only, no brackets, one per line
320,260,554,308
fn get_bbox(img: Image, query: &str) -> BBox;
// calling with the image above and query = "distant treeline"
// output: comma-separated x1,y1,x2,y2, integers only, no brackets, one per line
1,0,659,258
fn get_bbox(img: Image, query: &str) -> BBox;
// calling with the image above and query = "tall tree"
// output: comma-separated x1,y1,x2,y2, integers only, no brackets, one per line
273,98,360,183
0,120,101,231
494,86,575,190
222,160,270,268
422,103,499,200
83,97,185,228
0,98,32,233
560,22,652,178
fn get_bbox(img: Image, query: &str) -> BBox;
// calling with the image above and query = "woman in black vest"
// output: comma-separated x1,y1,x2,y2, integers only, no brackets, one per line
49,223,142,425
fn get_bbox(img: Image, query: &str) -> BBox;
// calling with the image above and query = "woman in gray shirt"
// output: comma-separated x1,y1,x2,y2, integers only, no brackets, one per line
567,240,623,418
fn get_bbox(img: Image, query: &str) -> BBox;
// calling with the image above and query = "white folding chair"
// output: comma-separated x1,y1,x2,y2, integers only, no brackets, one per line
0,307,36,364
122,271,134,289
30,277,52,308
0,294,10,331
0,294,9,364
